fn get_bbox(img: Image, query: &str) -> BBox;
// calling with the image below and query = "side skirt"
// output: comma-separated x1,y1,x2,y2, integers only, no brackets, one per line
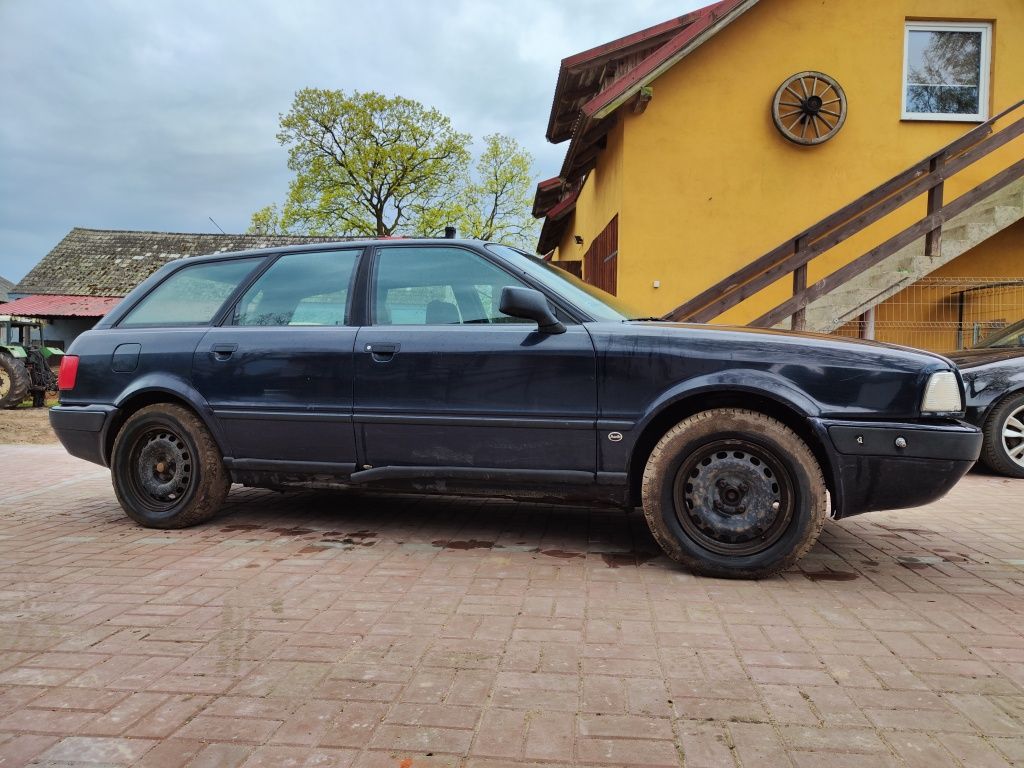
223,458,629,508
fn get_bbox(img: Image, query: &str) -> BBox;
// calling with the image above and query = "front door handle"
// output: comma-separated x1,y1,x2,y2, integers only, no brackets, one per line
365,342,399,362
210,343,238,361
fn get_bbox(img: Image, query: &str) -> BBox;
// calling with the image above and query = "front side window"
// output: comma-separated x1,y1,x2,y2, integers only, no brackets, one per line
903,21,991,122
373,246,531,326
231,249,360,327
120,258,262,328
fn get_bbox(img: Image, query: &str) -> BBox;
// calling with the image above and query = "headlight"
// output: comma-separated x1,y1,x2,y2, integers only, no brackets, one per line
921,371,962,413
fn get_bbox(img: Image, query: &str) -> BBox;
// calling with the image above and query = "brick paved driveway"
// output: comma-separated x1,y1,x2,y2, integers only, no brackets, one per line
0,444,1022,767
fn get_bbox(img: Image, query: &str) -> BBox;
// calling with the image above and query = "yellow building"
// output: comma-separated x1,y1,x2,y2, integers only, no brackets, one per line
534,0,1024,352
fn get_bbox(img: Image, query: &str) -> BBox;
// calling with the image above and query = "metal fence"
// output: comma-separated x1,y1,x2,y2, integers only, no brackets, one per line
832,277,1024,353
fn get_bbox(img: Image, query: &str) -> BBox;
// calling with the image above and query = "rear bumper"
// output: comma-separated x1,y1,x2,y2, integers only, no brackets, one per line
815,419,982,518
50,404,118,467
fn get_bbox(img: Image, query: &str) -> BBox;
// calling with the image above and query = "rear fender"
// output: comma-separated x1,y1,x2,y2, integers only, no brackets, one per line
1,345,27,359
107,374,231,460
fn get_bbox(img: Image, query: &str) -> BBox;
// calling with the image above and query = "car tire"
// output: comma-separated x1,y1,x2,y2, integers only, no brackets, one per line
979,392,1024,479
641,408,828,579
0,354,30,409
111,403,230,528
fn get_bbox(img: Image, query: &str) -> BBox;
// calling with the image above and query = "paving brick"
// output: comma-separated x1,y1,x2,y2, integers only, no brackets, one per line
135,738,205,768
240,745,356,767
39,735,157,764
188,742,253,768
174,714,283,743
0,734,59,767
470,708,527,758
523,710,573,761
576,736,680,766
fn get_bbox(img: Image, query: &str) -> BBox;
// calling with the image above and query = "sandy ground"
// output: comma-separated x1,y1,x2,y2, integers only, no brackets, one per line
0,405,58,444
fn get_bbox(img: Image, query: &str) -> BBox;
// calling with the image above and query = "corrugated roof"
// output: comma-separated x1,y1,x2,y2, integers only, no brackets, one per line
14,228,344,298
0,294,123,318
0,275,13,303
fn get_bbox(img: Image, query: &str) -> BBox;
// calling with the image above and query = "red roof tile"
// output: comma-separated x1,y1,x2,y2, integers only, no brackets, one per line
0,294,122,318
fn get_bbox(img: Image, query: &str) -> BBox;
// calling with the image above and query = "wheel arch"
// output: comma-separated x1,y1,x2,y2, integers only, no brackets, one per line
104,382,228,465
981,385,1024,425
626,388,837,512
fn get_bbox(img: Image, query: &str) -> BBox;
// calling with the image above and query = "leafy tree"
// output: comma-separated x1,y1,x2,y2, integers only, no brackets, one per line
265,89,470,237
251,89,538,248
453,134,537,248
248,203,283,235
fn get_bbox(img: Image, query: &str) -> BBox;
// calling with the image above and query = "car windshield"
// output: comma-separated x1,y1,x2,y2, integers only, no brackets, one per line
485,244,650,321
976,318,1024,348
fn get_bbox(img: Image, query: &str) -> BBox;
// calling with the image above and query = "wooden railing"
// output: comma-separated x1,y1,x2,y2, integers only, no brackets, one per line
665,98,1024,329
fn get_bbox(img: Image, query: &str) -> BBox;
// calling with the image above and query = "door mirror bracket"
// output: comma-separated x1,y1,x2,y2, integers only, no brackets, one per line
499,287,566,334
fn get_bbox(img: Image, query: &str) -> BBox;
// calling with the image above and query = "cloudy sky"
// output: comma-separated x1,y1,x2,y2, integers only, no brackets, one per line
0,0,707,283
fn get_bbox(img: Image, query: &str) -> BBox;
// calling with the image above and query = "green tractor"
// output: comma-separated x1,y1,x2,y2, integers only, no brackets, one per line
0,316,64,409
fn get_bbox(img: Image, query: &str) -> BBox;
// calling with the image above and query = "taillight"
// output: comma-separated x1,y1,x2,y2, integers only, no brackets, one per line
57,355,79,391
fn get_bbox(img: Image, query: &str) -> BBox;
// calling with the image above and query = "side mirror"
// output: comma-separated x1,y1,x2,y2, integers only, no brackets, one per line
499,286,566,334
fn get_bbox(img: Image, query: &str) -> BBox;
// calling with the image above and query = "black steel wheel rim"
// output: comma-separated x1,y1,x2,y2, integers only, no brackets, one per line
673,439,794,556
128,427,194,512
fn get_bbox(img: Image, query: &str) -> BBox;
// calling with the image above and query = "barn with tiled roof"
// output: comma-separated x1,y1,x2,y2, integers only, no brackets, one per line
10,227,339,348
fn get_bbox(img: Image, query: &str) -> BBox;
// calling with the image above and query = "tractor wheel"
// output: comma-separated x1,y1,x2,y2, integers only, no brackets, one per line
0,354,30,409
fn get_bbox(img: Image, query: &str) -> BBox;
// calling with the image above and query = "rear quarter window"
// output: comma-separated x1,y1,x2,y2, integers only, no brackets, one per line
119,258,263,328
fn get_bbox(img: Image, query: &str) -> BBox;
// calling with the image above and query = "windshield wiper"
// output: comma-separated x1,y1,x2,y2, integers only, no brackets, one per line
628,316,665,322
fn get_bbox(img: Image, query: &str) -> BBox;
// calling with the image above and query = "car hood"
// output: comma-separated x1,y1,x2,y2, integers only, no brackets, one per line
617,321,955,368
949,346,1024,369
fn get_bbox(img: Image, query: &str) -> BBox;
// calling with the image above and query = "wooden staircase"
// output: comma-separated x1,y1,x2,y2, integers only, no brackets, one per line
666,99,1024,332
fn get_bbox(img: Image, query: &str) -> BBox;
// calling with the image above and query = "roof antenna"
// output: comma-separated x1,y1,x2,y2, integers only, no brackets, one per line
444,225,457,239
208,216,226,235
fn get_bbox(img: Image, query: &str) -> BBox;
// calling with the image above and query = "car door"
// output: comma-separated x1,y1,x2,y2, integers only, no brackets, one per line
354,244,598,474
192,248,362,468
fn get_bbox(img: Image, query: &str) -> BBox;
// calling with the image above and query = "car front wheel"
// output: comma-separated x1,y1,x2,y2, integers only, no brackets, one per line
980,392,1024,479
641,408,827,579
111,403,230,528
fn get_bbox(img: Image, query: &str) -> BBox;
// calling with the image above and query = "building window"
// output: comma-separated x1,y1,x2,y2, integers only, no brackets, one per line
902,21,991,122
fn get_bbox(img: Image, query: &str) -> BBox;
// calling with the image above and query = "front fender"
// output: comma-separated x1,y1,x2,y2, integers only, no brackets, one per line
632,369,821,437
612,370,838,510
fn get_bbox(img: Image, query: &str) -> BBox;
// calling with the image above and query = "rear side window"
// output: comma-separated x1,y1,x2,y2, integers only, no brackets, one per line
230,249,360,327
120,258,262,328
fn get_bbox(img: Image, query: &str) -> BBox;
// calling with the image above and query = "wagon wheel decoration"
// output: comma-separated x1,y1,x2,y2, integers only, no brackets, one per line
772,71,847,146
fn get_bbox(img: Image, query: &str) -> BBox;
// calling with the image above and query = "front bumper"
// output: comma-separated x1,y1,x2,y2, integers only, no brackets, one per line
49,404,118,467
815,419,982,518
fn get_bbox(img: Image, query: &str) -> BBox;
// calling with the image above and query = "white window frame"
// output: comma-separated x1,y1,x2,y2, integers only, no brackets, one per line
901,20,992,123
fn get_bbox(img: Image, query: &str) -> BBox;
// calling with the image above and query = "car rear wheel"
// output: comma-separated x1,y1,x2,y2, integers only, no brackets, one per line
980,392,1024,479
641,408,828,579
111,403,230,528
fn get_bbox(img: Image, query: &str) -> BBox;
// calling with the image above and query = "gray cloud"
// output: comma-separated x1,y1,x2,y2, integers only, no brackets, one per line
0,0,704,282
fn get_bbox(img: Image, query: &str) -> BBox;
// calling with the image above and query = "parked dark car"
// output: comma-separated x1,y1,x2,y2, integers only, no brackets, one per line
951,318,1024,478
50,239,981,579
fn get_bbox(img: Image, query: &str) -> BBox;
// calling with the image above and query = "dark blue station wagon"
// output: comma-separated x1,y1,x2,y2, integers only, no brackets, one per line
51,239,982,578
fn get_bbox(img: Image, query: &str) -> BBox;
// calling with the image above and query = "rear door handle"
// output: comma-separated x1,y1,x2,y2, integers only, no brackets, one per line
210,343,238,361
365,342,399,362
